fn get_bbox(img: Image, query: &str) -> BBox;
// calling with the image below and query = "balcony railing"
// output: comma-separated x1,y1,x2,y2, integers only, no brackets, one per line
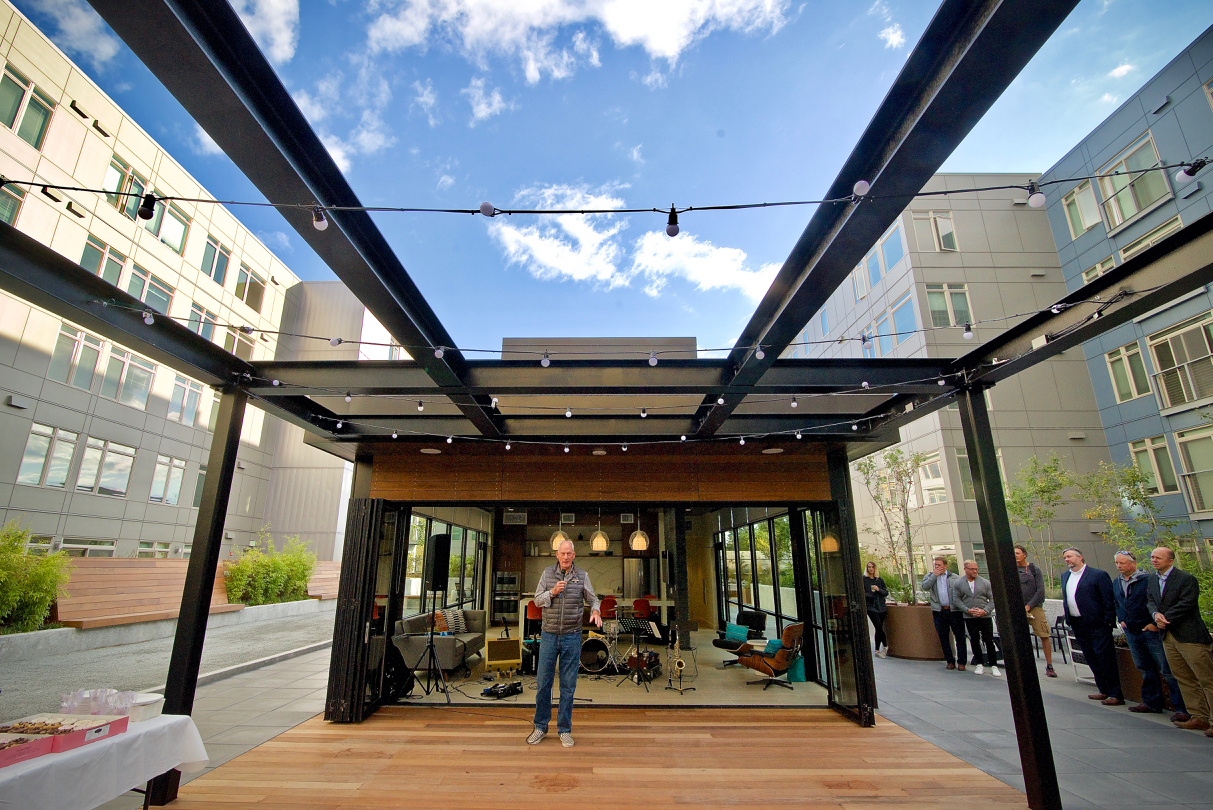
1153,356,1213,410
1101,168,1171,229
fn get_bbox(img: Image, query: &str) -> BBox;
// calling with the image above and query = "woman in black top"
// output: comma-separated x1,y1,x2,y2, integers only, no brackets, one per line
864,561,890,658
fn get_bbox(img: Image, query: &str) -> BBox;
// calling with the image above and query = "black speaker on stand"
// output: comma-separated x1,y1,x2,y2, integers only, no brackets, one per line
413,533,452,703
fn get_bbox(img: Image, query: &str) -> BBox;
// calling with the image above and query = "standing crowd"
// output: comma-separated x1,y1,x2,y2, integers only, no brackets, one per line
868,545,1213,737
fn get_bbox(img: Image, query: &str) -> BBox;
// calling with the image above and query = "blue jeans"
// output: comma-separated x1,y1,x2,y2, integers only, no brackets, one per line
1124,627,1186,713
534,630,581,734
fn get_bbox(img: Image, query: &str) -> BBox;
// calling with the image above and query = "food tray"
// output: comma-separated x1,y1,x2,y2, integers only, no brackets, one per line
0,733,53,768
129,694,164,722
0,715,129,753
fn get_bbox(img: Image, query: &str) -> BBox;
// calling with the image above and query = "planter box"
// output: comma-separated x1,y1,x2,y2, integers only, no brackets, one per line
1116,644,1179,709
884,604,945,661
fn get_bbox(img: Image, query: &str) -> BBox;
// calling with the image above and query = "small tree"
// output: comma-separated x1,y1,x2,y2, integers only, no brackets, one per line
0,520,71,632
1006,453,1073,591
855,447,933,604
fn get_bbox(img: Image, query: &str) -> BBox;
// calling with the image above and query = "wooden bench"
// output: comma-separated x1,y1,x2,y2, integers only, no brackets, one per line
53,558,243,629
307,561,341,600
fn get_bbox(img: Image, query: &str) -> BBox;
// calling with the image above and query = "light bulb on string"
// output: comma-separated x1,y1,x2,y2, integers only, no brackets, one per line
861,334,871,348
861,381,869,389
142,310,155,325
490,397,498,408
963,323,974,340
717,395,725,405
1176,159,1209,184
739,437,745,446
335,421,343,429
391,430,398,439
329,337,342,347
434,347,444,359
312,207,329,231
505,442,511,450
271,379,280,386
541,352,551,368
446,436,453,444
648,351,658,366
937,377,947,386
417,401,424,412
565,407,572,418
564,443,569,453
479,202,495,217
1026,181,1046,208
853,179,871,196
1051,305,1063,314
755,347,765,360
681,435,687,442
795,430,802,440
790,396,798,408
137,193,157,220
344,392,352,403
665,205,679,237
640,408,647,418
622,444,627,452
851,422,858,431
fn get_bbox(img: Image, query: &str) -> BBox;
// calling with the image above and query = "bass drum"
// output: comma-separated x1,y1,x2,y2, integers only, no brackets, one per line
580,638,610,673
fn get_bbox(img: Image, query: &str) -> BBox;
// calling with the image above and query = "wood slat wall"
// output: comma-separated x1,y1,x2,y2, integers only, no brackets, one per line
370,447,832,503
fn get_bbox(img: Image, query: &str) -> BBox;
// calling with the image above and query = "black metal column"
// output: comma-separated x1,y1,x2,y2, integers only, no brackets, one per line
787,505,818,683
956,385,1062,810
672,507,691,648
148,387,247,804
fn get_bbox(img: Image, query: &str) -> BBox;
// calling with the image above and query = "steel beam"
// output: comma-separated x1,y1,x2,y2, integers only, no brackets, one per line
86,0,500,437
957,385,1062,810
672,509,691,649
695,0,1079,437
148,387,247,804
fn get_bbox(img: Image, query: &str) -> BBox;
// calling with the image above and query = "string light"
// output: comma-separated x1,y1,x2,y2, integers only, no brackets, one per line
417,401,424,412
649,351,658,366
446,435,453,444
479,202,496,217
137,194,156,220
963,323,974,340
795,430,802,439
665,205,679,237
790,396,798,408
392,430,398,438
853,179,871,196
739,437,745,445
505,441,511,450
565,407,572,418
541,352,551,368
717,395,725,405
271,379,280,386
622,444,627,451
640,408,647,418
1026,180,1046,208
329,337,342,347
564,443,570,453
344,392,352,403
937,377,946,386
861,381,869,389
851,422,858,431
1177,158,1208,184
755,347,765,360
491,397,499,407
681,435,687,441
336,420,343,429
434,347,445,359
142,310,155,325
312,207,329,231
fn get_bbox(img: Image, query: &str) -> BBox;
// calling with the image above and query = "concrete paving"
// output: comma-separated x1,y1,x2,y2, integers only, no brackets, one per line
0,609,335,718
873,652,1213,810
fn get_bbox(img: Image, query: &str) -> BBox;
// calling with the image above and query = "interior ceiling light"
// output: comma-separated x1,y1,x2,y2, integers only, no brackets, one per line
592,448,606,456
550,527,570,550
590,529,609,551
1026,181,1046,208
853,179,871,196
1177,158,1209,184
541,351,551,367
420,448,441,454
312,207,329,230
628,526,649,551
329,337,342,347
963,323,974,339
649,351,658,366
479,201,496,217
665,205,679,237
790,396,798,408
137,193,156,220
142,310,155,325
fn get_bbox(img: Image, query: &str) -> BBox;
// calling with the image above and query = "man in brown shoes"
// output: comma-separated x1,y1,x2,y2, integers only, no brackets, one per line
1146,548,1213,733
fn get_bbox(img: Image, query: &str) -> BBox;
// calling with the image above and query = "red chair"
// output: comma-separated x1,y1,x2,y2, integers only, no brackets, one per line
525,600,542,637
632,598,654,619
600,596,617,619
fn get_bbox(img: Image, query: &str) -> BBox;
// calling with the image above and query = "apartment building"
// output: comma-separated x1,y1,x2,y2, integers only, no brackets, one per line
1039,25,1213,538
0,1,356,562
790,175,1115,574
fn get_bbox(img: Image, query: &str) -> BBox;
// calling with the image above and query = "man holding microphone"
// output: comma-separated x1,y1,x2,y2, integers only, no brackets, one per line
528,539,601,748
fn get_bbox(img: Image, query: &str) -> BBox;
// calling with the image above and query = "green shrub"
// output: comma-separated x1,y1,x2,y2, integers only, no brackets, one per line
225,527,316,607
0,520,71,632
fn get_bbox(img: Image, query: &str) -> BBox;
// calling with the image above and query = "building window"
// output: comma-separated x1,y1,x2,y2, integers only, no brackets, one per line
1120,216,1182,261
169,376,203,426
147,202,190,254
80,235,126,286
881,224,905,270
1130,435,1179,496
187,303,217,341
56,538,115,558
1082,256,1115,285
223,328,255,361
48,326,102,391
1105,341,1151,403
207,394,221,432
137,541,172,558
193,464,207,508
1062,181,1102,239
388,340,406,361
1099,134,1171,230
875,312,892,356
925,283,971,327
920,453,947,504
140,187,166,236
891,294,916,345
100,348,155,409
125,265,174,314
16,424,78,488
76,437,136,497
1148,313,1213,410
200,236,230,286
0,64,54,150
852,265,869,302
863,248,882,290
819,308,828,337
1177,426,1213,512
0,182,24,224
235,265,266,312
953,448,976,500
101,155,146,220
911,212,958,252
149,455,187,505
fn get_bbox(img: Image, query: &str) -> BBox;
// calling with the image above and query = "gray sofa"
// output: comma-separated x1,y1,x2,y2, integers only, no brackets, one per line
392,610,486,673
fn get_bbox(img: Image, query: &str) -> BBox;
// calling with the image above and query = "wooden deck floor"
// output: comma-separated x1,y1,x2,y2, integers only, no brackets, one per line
172,707,1028,809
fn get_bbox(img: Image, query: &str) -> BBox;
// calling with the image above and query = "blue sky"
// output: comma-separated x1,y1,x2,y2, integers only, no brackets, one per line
16,0,1213,354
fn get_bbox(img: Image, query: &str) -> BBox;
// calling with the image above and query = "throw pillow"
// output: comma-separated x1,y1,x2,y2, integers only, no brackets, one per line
763,639,784,655
725,623,749,642
429,611,448,633
445,608,468,634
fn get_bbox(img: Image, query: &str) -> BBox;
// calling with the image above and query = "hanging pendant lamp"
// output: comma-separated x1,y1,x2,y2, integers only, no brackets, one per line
628,509,649,551
590,507,609,551
550,509,571,551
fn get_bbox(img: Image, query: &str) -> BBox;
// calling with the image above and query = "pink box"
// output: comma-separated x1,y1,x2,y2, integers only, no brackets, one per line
0,715,130,753
0,733,53,768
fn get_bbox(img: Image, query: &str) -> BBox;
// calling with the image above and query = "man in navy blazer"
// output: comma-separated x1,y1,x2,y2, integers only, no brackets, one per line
1061,547,1123,705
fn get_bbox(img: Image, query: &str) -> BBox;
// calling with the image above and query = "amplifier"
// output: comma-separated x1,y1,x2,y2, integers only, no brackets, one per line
485,637,523,673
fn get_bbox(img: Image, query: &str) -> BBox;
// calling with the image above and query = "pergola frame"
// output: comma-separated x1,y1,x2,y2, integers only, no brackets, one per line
21,0,1211,807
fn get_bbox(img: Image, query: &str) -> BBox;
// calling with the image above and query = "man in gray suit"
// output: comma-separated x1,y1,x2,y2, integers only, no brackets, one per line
1147,547,1213,733
953,559,1000,677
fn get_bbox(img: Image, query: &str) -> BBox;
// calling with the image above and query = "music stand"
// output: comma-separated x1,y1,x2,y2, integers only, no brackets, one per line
411,588,451,704
615,615,655,690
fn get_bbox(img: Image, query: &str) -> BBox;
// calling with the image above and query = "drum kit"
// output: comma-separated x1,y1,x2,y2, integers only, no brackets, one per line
579,618,628,674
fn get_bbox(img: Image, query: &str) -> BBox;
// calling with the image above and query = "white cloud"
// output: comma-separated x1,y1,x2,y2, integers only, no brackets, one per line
231,0,299,65
641,69,667,89
631,231,778,301
1100,92,1119,103
437,174,455,190
867,0,891,21
190,123,224,156
320,134,352,173
461,77,513,125
25,0,121,70
412,79,441,126
628,144,644,164
294,72,343,123
366,0,789,81
489,184,628,286
1108,63,1134,78
348,109,396,153
258,230,292,253
878,23,905,49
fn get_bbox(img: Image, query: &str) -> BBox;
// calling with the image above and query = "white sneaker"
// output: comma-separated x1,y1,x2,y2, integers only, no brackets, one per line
991,666,1001,677
875,649,886,659
974,664,985,675
559,732,575,748
526,728,546,745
